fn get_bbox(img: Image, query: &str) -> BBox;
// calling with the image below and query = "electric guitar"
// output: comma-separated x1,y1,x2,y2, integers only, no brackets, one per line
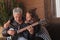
17,21,39,33
9,19,46,40
17,18,47,33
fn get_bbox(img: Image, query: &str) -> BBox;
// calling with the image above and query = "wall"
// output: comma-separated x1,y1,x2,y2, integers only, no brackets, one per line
19,0,45,19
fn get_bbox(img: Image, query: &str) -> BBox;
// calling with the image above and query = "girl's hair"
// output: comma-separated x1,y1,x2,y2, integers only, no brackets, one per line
25,8,40,21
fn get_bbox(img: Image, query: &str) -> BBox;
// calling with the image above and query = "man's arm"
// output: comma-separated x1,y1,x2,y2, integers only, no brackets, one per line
2,28,10,37
4,20,10,28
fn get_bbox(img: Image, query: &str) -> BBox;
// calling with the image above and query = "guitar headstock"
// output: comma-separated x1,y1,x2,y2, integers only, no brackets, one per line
39,18,47,26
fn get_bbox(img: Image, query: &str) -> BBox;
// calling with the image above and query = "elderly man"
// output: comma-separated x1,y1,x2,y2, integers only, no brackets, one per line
2,7,35,40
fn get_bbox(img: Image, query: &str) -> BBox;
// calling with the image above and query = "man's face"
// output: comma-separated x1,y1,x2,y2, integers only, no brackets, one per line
13,13,22,22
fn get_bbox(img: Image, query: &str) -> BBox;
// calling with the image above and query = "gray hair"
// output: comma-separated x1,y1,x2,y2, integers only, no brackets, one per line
13,7,23,14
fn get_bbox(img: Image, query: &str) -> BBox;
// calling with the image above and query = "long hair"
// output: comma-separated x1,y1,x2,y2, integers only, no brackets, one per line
24,8,40,21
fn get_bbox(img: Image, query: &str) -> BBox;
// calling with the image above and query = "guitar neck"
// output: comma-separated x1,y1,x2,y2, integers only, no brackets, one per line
17,22,39,33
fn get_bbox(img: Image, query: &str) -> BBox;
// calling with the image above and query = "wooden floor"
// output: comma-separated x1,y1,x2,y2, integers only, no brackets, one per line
0,37,6,40
0,27,3,37
0,27,6,40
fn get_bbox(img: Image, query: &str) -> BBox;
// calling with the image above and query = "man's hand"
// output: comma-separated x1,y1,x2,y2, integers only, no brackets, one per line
7,30,15,36
27,25,34,35
4,20,10,28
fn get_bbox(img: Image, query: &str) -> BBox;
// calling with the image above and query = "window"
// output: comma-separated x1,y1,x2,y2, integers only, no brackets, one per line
55,0,60,18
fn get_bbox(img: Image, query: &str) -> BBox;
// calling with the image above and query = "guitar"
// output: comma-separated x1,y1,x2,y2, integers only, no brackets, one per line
9,21,40,40
17,18,47,33
10,19,47,34
17,21,39,33
9,19,46,40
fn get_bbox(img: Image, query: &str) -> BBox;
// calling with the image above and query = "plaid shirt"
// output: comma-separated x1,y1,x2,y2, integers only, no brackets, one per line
36,26,52,40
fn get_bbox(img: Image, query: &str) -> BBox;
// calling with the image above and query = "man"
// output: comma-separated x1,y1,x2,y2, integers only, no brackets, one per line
2,7,35,40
